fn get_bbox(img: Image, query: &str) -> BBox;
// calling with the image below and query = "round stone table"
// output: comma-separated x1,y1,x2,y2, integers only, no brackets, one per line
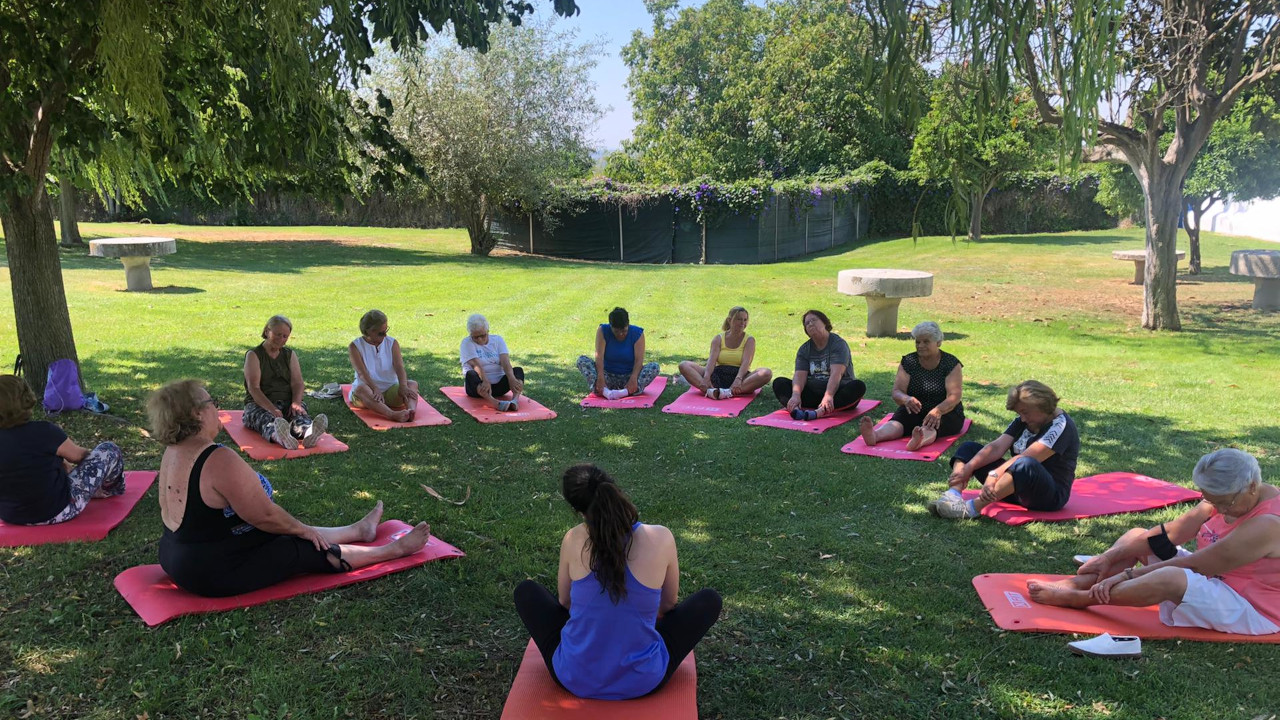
1229,249,1280,311
837,269,934,337
1112,249,1186,285
88,237,177,291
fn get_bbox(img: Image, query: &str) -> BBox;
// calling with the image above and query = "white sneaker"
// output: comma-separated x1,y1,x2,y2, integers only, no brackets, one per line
928,495,977,519
272,417,298,450
1073,554,1094,565
603,388,628,400
1067,633,1141,658
302,414,328,448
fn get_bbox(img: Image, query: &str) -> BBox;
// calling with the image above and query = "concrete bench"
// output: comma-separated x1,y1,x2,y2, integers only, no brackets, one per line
837,269,934,337
1112,249,1186,285
1230,249,1280,311
88,237,177,291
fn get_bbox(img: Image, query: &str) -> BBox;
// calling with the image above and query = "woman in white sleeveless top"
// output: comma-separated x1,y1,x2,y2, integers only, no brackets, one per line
347,309,419,422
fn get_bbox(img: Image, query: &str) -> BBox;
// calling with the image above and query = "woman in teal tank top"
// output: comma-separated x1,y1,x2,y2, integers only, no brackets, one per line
675,306,773,400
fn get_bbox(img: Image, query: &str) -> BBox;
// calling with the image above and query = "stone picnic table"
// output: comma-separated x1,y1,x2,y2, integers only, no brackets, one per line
1112,248,1185,285
88,237,177,291
1230,249,1280,311
837,269,934,337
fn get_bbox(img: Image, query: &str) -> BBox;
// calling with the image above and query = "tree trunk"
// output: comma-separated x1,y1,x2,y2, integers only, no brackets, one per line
1,188,81,393
1141,175,1183,330
57,174,84,247
1185,198,1205,275
968,189,985,243
467,195,495,256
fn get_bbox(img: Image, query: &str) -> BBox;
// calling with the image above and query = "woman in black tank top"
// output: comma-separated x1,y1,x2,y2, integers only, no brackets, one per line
859,321,965,451
148,380,433,597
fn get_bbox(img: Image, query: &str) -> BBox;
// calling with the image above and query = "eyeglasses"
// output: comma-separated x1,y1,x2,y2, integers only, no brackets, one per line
200,397,219,409
1204,487,1244,510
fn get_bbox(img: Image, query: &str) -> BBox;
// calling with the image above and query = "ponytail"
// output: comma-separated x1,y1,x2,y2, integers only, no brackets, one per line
562,464,639,603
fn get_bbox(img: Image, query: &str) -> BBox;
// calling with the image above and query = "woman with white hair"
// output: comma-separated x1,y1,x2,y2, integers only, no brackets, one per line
858,321,963,451
1028,449,1280,636
461,314,523,412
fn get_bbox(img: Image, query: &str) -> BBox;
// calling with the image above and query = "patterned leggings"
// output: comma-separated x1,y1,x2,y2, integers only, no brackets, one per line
36,442,126,525
575,356,661,394
243,401,314,440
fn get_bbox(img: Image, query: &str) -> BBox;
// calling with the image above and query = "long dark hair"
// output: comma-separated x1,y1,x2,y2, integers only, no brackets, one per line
562,464,639,603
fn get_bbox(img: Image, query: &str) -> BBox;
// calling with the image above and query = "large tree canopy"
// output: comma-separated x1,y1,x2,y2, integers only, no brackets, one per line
1,0,579,390
864,0,1280,330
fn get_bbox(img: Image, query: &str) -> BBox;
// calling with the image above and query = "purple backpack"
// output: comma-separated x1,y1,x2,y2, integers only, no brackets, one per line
44,359,85,415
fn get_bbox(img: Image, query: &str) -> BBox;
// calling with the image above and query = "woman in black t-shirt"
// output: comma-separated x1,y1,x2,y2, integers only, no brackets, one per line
859,321,964,450
0,375,125,525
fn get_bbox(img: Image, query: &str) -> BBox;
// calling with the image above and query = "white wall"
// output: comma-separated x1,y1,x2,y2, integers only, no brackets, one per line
1196,196,1280,244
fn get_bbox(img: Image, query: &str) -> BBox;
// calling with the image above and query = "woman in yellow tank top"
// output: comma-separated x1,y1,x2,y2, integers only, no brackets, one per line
675,307,773,399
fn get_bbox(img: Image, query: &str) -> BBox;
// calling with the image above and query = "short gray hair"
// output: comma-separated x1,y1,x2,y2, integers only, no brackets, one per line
466,313,489,335
911,321,943,344
1193,448,1262,496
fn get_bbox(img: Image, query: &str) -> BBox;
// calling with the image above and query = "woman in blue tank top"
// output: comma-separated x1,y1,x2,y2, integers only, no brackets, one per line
514,465,722,700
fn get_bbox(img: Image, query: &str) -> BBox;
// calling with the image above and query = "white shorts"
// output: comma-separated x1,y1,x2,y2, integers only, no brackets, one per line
1158,567,1280,636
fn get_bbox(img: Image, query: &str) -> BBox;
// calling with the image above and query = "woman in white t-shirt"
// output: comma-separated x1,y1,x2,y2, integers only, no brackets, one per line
461,314,523,412
347,309,419,422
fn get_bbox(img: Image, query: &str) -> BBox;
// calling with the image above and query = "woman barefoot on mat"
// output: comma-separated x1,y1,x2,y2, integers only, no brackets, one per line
460,313,524,412
676,306,772,400
772,309,866,420
150,380,431,597
858,321,963,451
1028,449,1280,636
348,309,420,422
514,464,722,700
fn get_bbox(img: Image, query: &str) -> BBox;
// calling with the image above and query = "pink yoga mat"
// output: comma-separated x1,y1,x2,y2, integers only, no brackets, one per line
746,399,881,434
114,520,464,627
960,472,1202,525
579,376,668,409
0,471,157,547
340,384,451,429
500,639,698,719
974,573,1280,644
662,388,760,418
218,410,349,461
841,417,972,462
439,386,557,424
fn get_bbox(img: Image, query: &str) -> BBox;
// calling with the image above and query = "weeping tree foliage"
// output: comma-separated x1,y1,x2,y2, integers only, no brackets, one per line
376,19,602,256
1,0,579,390
863,0,1280,330
909,63,1051,243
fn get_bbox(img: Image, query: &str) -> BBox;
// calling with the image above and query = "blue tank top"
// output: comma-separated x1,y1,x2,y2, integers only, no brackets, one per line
601,324,643,376
552,523,668,700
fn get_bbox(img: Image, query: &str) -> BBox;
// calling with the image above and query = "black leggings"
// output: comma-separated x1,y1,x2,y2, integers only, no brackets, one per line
159,528,339,598
949,440,1069,511
772,376,867,410
890,403,966,436
465,367,524,398
513,580,722,695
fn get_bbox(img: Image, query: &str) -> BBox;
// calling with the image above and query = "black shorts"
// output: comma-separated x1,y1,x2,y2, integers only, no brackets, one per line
710,365,739,389
889,403,965,436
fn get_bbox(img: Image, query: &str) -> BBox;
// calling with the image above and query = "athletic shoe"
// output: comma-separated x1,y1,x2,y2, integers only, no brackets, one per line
1067,633,1142,658
928,495,976,519
302,414,328,448
705,387,725,400
498,399,519,412
672,374,690,388
272,417,298,450
603,388,628,400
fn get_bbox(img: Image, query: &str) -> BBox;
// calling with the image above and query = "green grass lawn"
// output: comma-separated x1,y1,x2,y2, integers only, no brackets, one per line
1,222,1278,719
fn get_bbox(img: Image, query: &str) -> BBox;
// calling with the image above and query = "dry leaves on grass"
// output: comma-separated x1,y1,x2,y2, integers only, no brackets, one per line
421,485,471,505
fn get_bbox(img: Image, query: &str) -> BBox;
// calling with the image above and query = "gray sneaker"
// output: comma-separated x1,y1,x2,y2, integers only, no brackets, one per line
303,414,328,448
929,495,976,519
672,374,690,388
272,417,299,450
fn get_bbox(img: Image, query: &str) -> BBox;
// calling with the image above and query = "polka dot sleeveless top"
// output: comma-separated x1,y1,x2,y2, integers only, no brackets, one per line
901,351,961,406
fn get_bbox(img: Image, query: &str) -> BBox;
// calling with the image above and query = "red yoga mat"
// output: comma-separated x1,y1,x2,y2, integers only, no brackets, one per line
841,417,972,462
662,388,760,418
218,410,349,461
579,376,668,409
114,520,464,627
973,573,1280,644
746,399,881,434
500,639,699,719
438,386,557,423
0,471,157,547
340,384,451,430
961,472,1202,525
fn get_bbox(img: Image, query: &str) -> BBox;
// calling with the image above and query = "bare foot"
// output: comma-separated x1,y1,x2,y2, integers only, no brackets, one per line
392,409,412,423
355,501,384,542
1026,579,1093,608
905,426,927,451
391,521,432,556
859,416,878,446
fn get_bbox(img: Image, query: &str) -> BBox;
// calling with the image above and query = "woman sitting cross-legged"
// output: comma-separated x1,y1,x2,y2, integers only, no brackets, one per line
927,379,1079,520
1028,449,1280,636
461,313,524,412
771,309,867,420
348,309,420,422
858,321,963,450
676,305,772,400
0,375,126,526
514,464,722,700
576,307,661,399
150,379,431,597
243,314,328,451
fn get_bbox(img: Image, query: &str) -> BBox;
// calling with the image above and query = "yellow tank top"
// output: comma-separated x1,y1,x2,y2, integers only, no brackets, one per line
717,333,747,367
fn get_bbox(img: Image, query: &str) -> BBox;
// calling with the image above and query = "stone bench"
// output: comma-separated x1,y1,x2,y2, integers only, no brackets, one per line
1112,249,1186,285
88,237,177,291
1230,249,1280,311
837,269,934,337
